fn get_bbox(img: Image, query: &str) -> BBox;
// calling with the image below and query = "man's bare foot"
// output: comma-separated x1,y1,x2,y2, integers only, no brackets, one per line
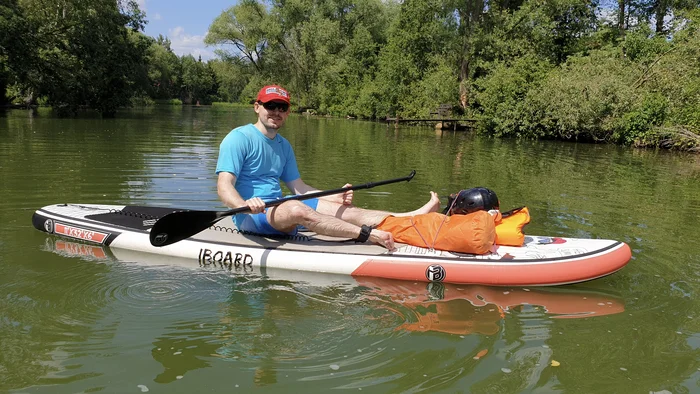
423,191,441,213
396,191,440,217
370,229,395,251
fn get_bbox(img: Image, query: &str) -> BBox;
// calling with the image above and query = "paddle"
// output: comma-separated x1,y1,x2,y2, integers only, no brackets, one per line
149,170,417,247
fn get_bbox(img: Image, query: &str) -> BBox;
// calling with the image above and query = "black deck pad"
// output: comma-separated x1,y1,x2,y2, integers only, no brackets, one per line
86,206,187,230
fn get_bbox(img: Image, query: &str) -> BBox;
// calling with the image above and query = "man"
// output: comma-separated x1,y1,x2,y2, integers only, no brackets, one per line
216,84,440,250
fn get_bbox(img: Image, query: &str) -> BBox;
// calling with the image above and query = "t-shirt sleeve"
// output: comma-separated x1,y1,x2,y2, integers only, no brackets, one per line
216,130,248,176
280,140,301,183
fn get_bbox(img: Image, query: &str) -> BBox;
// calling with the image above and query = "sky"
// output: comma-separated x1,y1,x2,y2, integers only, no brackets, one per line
136,0,233,60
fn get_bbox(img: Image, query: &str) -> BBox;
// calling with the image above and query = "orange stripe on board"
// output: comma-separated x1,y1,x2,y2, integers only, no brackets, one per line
351,243,631,286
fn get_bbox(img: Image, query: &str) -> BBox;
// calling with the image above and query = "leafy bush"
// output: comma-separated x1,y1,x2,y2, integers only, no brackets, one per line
130,96,155,106
614,94,668,145
472,55,553,137
153,98,182,105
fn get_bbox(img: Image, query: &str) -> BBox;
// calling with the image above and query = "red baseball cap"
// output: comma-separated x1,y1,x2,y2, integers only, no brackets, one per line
256,85,290,104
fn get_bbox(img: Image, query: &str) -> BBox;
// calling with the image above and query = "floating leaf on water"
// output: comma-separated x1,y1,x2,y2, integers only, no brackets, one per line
551,360,561,367
474,349,489,360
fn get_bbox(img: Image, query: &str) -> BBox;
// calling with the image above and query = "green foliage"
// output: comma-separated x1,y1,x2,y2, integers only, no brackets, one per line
131,95,156,106
154,98,183,105
179,55,217,104
205,0,273,71
208,59,248,102
374,0,456,117
473,55,553,137
146,35,181,99
5,0,149,115
615,94,668,144
623,25,673,62
211,102,247,107
519,48,637,141
3,0,699,150
0,0,37,105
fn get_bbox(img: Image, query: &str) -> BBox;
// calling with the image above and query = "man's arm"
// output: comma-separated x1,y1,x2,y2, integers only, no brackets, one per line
217,172,265,213
285,178,353,205
285,178,317,195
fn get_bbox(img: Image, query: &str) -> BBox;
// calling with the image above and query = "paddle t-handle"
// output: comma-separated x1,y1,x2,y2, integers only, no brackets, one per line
149,170,417,247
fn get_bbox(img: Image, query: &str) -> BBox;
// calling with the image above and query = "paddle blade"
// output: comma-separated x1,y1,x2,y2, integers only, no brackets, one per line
149,210,221,247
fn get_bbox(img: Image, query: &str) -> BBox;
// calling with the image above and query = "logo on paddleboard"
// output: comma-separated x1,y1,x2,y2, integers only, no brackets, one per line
44,219,54,233
153,233,168,245
52,223,109,244
425,264,446,282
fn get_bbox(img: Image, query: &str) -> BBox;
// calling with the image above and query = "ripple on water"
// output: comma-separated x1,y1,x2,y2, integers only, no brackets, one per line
208,276,412,383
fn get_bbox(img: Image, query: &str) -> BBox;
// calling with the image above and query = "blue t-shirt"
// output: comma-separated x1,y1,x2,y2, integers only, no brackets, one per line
216,123,301,201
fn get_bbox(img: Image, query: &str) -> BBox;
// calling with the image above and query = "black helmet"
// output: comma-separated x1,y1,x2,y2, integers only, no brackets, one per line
443,187,499,216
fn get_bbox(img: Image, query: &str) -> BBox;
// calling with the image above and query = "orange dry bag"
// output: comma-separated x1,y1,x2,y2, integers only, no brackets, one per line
376,211,495,254
494,207,530,246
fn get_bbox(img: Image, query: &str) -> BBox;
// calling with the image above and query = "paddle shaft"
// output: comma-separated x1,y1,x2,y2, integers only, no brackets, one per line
214,170,416,219
150,170,416,246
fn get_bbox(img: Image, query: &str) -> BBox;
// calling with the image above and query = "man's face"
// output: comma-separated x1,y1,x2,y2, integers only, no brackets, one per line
255,101,290,130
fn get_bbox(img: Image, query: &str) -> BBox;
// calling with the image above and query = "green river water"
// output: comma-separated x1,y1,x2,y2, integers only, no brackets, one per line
1,106,699,393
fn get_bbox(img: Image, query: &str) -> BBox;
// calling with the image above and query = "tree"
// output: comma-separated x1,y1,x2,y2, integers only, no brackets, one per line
209,58,249,102
0,0,37,105
205,0,273,72
374,0,456,117
6,0,148,115
146,35,181,99
180,55,216,104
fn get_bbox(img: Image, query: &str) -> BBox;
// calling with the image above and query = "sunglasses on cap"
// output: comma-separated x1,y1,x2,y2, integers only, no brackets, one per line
258,101,289,112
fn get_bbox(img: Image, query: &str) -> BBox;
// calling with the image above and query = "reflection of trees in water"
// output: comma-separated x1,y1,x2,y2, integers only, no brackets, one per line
149,275,364,387
357,279,630,392
150,322,221,384
0,252,111,391
143,275,627,391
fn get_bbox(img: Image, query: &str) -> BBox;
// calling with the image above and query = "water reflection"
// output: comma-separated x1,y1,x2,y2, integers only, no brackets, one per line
33,240,627,391
358,278,624,335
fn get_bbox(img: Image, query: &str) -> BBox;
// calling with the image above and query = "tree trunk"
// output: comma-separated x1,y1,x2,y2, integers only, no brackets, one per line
0,75,7,106
617,0,626,36
459,60,470,110
655,0,666,34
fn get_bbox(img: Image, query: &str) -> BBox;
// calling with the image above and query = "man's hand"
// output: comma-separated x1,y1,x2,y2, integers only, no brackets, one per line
245,197,266,214
322,183,354,205
339,183,353,205
370,229,395,251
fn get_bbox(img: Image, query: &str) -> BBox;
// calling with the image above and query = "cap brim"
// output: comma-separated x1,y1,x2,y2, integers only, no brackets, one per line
260,98,289,104
257,94,290,104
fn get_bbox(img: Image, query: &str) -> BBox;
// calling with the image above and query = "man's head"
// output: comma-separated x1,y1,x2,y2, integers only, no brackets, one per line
443,187,500,216
254,85,291,130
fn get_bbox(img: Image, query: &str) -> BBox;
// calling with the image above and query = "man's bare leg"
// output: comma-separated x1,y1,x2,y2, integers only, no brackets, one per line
266,201,395,249
393,191,441,217
316,191,441,226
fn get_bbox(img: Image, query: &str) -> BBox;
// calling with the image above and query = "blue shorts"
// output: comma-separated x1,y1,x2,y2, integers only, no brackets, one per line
233,198,319,236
